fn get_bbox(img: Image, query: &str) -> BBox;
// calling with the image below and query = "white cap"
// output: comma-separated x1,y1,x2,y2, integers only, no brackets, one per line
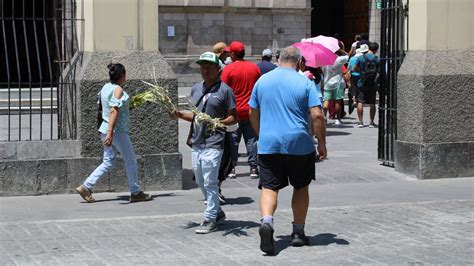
359,44,369,53
262,49,273,57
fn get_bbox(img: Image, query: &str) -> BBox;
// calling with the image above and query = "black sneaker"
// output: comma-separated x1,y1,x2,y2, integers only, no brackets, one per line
195,220,217,234
291,232,310,247
130,191,151,202
259,223,275,254
216,210,226,224
250,168,259,179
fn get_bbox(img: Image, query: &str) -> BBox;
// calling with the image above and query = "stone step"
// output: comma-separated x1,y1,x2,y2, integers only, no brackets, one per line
0,105,58,115
0,87,57,99
0,88,58,110
0,98,56,107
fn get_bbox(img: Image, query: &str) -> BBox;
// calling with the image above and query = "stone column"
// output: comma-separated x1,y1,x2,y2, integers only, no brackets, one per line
74,0,182,192
395,0,473,179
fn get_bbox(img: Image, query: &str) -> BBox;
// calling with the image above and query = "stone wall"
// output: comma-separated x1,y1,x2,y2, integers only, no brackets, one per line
0,51,183,196
158,1,311,56
78,51,179,157
0,154,181,196
395,50,474,179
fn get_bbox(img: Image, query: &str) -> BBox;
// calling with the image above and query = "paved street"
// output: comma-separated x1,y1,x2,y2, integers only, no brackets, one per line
1,108,473,265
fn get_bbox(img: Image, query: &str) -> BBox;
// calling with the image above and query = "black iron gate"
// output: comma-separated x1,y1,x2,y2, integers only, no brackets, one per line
0,0,81,141
378,0,408,167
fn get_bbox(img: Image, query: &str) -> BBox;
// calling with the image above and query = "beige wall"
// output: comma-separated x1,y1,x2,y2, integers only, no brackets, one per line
409,0,473,50
77,0,159,52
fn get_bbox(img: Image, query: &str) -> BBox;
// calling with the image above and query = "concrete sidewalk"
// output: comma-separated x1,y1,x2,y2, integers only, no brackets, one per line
1,107,473,265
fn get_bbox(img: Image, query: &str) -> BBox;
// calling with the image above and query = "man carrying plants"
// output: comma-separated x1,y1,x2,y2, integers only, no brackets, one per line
171,52,237,234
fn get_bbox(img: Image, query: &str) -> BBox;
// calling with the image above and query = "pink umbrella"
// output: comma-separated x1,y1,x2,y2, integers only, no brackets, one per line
292,42,337,68
301,35,340,53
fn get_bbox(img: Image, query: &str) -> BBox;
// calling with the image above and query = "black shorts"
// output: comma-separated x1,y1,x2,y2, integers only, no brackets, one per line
350,75,361,96
258,152,316,190
356,86,376,104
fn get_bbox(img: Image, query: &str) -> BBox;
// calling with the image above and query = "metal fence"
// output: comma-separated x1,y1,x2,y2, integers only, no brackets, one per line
0,0,81,141
378,0,408,166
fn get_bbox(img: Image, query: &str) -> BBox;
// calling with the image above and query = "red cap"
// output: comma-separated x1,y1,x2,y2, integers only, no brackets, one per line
229,41,245,53
224,46,231,52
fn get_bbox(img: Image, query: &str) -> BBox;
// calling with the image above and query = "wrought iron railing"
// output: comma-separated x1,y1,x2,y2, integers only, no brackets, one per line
0,0,81,141
378,0,408,166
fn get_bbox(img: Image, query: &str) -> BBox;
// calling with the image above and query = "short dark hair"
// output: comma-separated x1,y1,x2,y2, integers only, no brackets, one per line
235,51,245,59
107,63,126,84
262,55,272,61
361,32,369,41
369,42,379,52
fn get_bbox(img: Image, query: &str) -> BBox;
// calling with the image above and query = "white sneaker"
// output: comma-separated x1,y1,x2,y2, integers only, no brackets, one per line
334,120,342,126
357,122,364,128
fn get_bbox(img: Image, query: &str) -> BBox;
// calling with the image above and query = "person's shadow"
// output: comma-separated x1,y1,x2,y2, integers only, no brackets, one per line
270,233,349,256
182,220,260,237
82,193,177,204
222,196,254,205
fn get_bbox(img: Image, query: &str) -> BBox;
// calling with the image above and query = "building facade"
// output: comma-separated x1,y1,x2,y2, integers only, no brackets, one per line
158,1,311,55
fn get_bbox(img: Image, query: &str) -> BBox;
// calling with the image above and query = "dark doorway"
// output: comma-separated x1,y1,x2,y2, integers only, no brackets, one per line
311,0,369,50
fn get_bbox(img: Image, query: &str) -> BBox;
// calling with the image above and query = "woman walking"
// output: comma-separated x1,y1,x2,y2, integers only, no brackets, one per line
76,63,151,203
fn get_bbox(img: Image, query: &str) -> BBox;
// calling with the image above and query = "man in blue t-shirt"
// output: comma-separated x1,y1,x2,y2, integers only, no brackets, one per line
248,46,327,254
354,42,380,128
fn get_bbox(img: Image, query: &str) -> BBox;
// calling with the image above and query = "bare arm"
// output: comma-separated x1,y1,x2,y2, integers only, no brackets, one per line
249,108,260,137
103,87,123,146
170,110,194,122
220,108,237,126
309,106,327,160
349,46,355,57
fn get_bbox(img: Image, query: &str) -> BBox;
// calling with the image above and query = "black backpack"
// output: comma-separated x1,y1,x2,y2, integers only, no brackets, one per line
361,54,378,87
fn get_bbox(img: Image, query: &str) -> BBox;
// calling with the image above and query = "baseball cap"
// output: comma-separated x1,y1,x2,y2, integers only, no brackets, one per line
213,42,227,56
359,44,369,53
228,41,245,53
262,49,272,57
196,52,220,65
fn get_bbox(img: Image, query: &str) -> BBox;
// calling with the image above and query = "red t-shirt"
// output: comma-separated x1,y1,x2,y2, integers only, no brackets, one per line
221,60,261,121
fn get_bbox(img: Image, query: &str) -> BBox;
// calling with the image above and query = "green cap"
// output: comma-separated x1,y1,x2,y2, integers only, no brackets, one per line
196,52,220,65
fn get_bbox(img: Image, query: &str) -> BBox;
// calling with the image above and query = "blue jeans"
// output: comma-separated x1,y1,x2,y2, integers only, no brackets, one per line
84,133,141,194
230,120,258,168
192,147,223,221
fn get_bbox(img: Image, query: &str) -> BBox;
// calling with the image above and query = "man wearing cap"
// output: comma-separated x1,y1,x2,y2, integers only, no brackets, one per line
171,52,237,234
257,49,277,75
221,41,262,179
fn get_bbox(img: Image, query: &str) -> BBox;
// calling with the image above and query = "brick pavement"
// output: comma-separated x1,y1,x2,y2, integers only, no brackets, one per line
1,200,472,265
